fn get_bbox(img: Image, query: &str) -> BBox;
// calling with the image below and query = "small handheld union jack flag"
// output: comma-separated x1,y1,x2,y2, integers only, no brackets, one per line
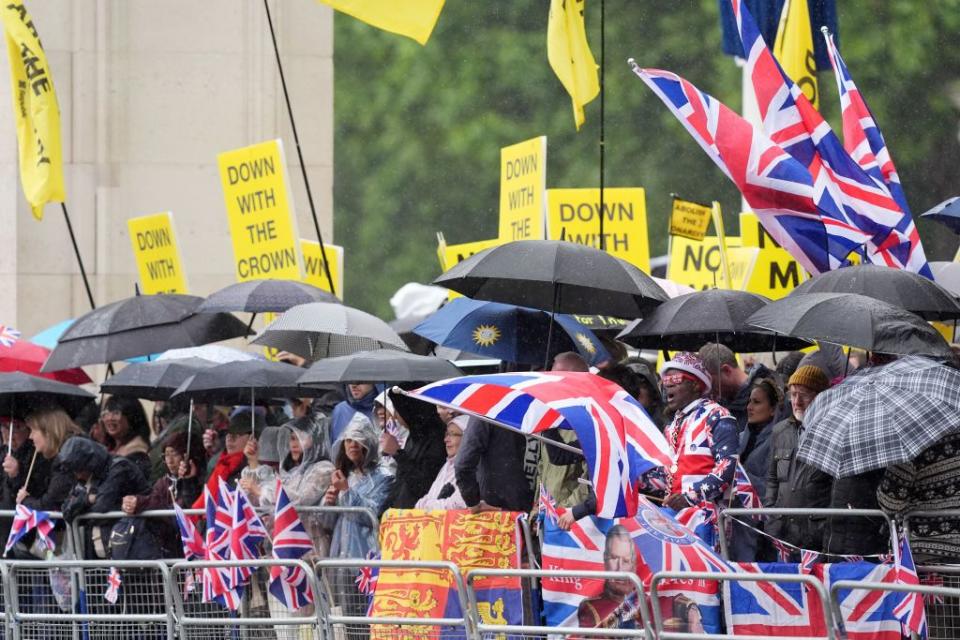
268,480,314,610
893,535,928,639
4,504,55,556
0,325,20,348
104,567,121,604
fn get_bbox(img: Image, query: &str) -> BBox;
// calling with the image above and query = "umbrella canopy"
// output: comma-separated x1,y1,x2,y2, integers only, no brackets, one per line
59,294,203,339
566,314,631,337
29,319,75,349
745,292,953,358
788,264,960,320
170,359,307,405
433,240,669,317
412,298,610,366
156,345,263,364
796,356,960,477
42,311,250,372
197,279,338,313
931,261,960,297
617,289,811,352
0,339,91,384
298,350,461,386
920,196,960,234
250,302,408,360
100,358,217,401
0,372,96,418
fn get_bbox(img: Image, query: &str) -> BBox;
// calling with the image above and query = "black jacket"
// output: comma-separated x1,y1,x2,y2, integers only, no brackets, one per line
22,437,79,513
57,437,151,559
823,470,888,556
0,440,51,542
764,417,833,551
454,417,534,513
725,364,774,432
384,391,447,510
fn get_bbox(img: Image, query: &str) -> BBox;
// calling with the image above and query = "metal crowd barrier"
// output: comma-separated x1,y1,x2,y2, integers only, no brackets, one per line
315,558,473,640
466,568,651,639
829,576,960,640
717,507,897,560
650,570,835,640
903,509,960,547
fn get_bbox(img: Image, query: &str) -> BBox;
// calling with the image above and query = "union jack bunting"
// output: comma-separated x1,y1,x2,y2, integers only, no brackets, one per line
409,372,672,518
173,502,204,561
822,31,928,275
104,567,121,604
229,486,268,589
894,536,928,639
800,550,820,574
729,0,930,277
268,480,314,610
0,325,20,348
632,65,834,276
725,562,829,636
4,504,55,555
202,484,241,609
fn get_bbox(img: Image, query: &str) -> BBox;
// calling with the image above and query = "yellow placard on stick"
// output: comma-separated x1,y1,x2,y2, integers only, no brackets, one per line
498,136,547,242
669,197,712,241
545,188,651,271
739,212,808,299
127,212,188,294
218,139,302,282
300,240,344,299
440,237,501,270
668,235,756,290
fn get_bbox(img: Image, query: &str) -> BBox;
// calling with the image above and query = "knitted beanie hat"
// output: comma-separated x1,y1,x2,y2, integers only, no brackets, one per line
787,365,830,394
659,352,712,393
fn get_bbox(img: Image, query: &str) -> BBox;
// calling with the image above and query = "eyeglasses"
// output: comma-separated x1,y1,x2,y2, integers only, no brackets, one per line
444,431,463,438
99,409,121,419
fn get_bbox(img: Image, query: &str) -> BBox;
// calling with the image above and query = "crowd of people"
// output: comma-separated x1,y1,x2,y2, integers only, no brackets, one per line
1,341,959,625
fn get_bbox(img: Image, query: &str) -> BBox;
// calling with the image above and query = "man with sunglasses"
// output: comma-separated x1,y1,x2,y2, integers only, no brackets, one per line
658,353,739,544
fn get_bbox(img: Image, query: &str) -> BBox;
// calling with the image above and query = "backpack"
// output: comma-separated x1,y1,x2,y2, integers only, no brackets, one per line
109,516,161,561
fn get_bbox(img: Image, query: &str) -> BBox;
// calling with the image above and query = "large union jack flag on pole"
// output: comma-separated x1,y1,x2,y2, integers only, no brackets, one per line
268,479,314,610
631,63,834,275
407,371,672,518
729,0,930,277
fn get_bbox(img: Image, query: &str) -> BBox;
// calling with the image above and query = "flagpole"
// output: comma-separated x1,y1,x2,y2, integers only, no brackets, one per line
598,0,605,251
60,203,97,310
262,0,337,297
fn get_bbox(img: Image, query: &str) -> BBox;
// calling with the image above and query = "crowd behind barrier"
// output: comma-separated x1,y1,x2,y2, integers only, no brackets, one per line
0,507,956,638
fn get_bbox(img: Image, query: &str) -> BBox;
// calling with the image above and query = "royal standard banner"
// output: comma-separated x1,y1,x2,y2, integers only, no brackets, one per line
1,1,65,220
371,509,525,636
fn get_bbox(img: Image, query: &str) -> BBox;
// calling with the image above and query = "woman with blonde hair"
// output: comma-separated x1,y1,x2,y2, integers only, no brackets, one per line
18,406,83,511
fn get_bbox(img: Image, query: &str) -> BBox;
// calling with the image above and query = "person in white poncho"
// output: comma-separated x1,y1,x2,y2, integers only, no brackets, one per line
415,414,470,510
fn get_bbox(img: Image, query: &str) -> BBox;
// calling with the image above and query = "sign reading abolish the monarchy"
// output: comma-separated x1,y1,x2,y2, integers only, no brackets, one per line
498,136,547,241
127,212,188,294
218,139,302,282
546,188,651,272
669,197,712,241
300,240,344,299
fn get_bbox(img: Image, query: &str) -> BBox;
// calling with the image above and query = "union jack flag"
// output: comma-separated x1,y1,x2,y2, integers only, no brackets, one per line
4,504,55,555
822,30,928,276
632,65,834,276
409,372,672,518
826,561,904,640
726,562,829,636
730,0,930,277
0,326,20,348
173,503,204,561
202,483,241,609
268,480,314,610
800,550,820,574
104,567,121,604
229,486,268,588
893,536,928,639
355,550,380,616
733,463,762,510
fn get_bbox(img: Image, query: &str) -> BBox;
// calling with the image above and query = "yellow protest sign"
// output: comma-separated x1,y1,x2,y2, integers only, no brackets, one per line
127,212,188,294
300,240,344,299
441,237,501,270
498,136,546,241
545,188,651,271
218,139,302,282
669,197,712,241
668,236,758,290
739,212,808,299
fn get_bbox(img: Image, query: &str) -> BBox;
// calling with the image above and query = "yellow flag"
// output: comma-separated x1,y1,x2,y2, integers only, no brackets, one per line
547,0,600,130
317,0,445,46
773,0,818,109
0,2,65,220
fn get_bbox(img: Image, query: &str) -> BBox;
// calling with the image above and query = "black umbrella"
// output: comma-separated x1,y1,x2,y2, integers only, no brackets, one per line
41,295,250,372
617,289,811,352
170,359,307,405
298,350,461,386
433,240,668,318
197,279,338,313
788,264,960,320
100,358,217,401
745,292,953,358
0,372,95,418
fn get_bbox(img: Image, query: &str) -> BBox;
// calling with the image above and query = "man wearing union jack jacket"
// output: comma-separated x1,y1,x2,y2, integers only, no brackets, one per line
658,353,739,514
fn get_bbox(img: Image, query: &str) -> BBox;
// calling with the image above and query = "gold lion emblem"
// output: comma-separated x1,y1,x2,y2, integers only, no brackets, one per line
472,324,501,347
